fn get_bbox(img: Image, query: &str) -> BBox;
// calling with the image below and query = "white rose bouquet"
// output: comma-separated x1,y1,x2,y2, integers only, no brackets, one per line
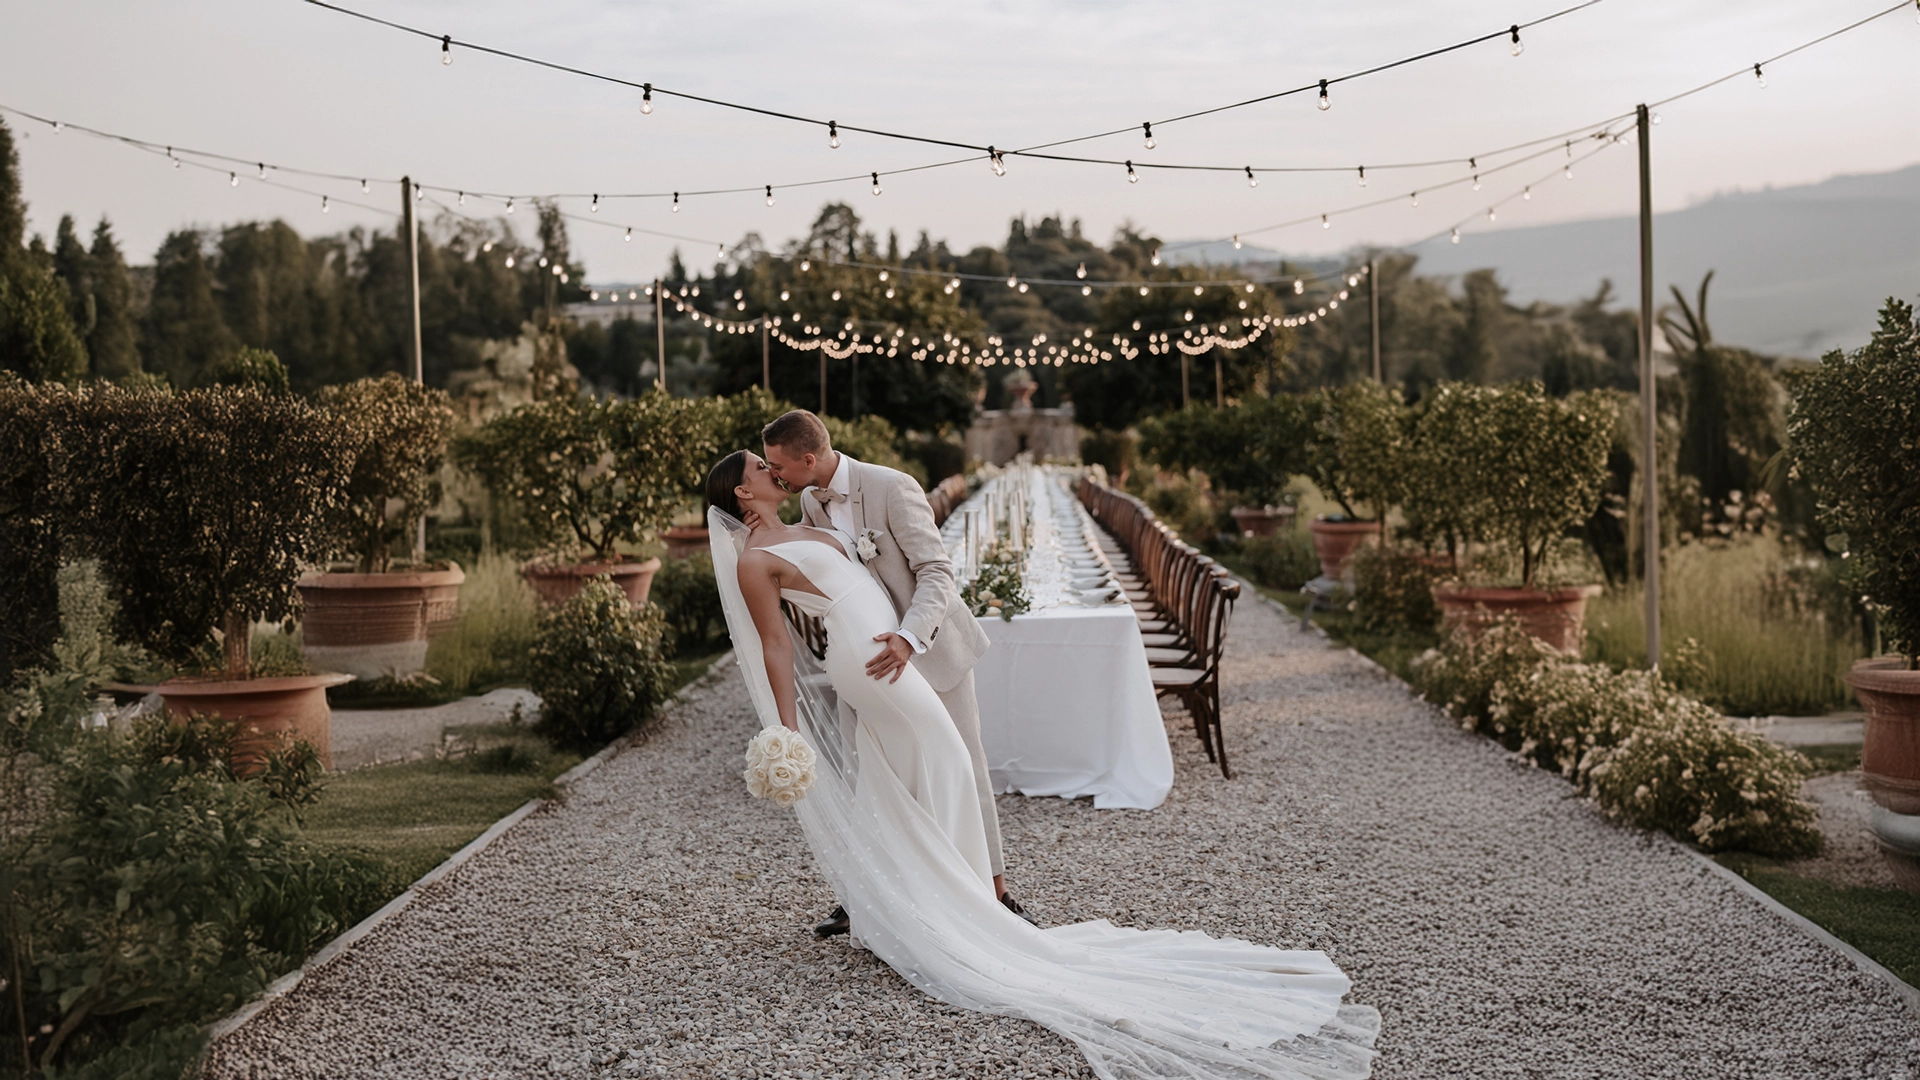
743,725,818,807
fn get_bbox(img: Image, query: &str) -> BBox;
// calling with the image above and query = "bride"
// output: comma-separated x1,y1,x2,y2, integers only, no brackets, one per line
706,450,1379,1080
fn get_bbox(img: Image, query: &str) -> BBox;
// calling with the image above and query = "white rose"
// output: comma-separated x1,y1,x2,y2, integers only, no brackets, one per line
770,786,802,808
769,762,797,787
856,531,879,561
744,767,774,800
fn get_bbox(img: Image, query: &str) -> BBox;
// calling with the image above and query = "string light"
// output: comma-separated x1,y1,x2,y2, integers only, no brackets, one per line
1357,165,1367,188
1317,79,1330,110
228,172,238,187
765,184,775,206
1150,249,1161,267
441,34,451,65
1487,207,1497,222
641,83,653,113
1007,275,1018,288
505,254,515,267
1523,185,1532,200
988,147,1006,176
1451,229,1461,244
321,195,330,212
1232,235,1242,249
506,197,515,214
1510,24,1523,56
800,259,810,271
871,171,882,196
1142,121,1155,150
1410,191,1419,207
1754,62,1767,88
1126,160,1138,184
257,162,268,179
828,120,840,149
625,227,632,241
672,192,680,212
1246,166,1258,188
1076,263,1087,279
590,194,599,212
1473,174,1482,191
458,190,466,206
1321,214,1330,229
481,241,493,252
361,179,369,194
1294,279,1304,294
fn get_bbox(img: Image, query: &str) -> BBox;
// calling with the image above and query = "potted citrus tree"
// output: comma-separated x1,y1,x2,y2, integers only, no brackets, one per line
455,388,709,606
296,374,460,680
1302,384,1407,579
1415,381,1613,652
61,382,355,768
1136,393,1309,539
1789,299,1920,824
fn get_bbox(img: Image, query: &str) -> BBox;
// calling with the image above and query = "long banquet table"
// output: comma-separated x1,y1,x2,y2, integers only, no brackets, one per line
942,466,1172,810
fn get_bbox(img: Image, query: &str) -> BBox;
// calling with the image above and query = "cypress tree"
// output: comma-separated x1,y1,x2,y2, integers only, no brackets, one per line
86,218,142,379
142,230,233,387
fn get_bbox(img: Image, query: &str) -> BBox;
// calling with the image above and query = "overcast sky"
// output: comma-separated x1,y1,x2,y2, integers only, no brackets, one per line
5,1,1917,282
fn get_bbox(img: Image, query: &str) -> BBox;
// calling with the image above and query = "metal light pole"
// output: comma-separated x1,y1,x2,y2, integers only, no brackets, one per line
400,176,425,561
761,321,771,390
1636,104,1661,671
1181,353,1191,409
819,348,827,414
654,278,667,392
1369,258,1382,383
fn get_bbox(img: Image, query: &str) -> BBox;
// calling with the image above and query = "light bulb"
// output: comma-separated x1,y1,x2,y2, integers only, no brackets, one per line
539,256,549,267
828,121,840,149
1510,25,1522,56
1184,310,1194,322
591,291,599,300
257,163,267,179
506,198,515,214
1193,285,1204,296
414,185,423,202
361,179,369,194
737,301,746,310
1139,286,1149,297
1487,207,1497,222
1126,161,1138,184
51,120,62,133
1293,279,1304,294
1321,214,1330,229
1142,121,1155,150
1082,285,1092,296
949,277,960,290
1348,276,1358,287
505,255,516,267
1238,299,1247,310
1246,283,1256,293
1472,174,1481,191
780,289,790,301
1244,166,1258,189
671,192,680,213
1150,249,1161,266
629,290,637,300
442,34,452,64
1523,186,1532,201
1338,290,1349,301
1411,192,1419,207
1233,235,1242,249
457,191,466,206
641,83,653,114
228,172,238,187
989,148,1006,177
801,259,811,272
1754,63,1766,89
1652,112,1663,125
1018,283,1028,293
878,270,888,281
482,241,493,253
624,228,632,242
765,185,775,206
1131,320,1142,331
1076,263,1087,279
1317,79,1330,110
885,287,895,298
1007,275,1018,288
1564,165,1574,181
831,289,841,301
1450,229,1460,244
321,195,330,213
871,172,882,196
716,243,724,258
591,194,600,213
1357,166,1367,188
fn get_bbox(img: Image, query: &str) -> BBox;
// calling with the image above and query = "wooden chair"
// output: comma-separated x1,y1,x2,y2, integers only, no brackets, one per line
1149,572,1240,777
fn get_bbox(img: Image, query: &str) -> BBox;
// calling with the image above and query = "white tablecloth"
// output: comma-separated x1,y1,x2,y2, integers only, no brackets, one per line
945,467,1173,810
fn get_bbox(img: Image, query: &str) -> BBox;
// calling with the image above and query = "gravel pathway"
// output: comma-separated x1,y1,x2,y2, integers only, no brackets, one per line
205,595,1920,1080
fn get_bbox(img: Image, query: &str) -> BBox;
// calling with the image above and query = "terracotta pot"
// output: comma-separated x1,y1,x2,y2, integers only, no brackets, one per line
1230,505,1296,539
1307,517,1381,580
297,566,466,681
522,556,663,608
1431,583,1605,654
1847,657,1920,814
155,672,354,774
662,525,711,561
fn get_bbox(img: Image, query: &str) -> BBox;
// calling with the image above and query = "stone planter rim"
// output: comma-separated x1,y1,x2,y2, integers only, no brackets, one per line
1308,515,1380,532
1432,583,1604,603
297,566,466,591
1845,655,1920,694
145,672,356,696
521,554,664,578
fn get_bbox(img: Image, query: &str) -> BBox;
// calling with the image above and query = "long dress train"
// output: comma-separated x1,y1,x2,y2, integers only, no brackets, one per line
710,510,1379,1080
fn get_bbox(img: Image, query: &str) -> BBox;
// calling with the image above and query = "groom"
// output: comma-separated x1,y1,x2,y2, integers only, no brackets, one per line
759,409,1035,933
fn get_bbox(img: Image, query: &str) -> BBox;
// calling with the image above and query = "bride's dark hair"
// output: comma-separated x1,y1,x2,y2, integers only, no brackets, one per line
704,450,750,521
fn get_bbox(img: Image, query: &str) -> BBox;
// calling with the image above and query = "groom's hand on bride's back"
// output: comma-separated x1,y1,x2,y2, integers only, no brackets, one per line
867,633,912,683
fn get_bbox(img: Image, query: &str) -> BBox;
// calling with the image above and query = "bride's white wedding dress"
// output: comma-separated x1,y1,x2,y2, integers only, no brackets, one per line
710,509,1378,1080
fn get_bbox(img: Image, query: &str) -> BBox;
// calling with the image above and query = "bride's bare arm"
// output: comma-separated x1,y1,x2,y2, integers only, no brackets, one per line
737,552,799,731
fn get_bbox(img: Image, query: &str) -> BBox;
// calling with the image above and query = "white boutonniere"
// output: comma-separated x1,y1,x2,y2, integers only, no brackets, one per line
854,528,880,563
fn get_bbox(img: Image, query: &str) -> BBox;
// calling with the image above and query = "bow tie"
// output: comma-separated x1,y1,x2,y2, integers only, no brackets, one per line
814,488,847,506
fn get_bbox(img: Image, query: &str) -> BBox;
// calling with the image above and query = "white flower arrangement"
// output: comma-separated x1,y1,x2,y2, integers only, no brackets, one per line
854,528,880,563
744,725,818,807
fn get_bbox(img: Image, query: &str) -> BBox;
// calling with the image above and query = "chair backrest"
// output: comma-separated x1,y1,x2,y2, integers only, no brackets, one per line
781,599,829,661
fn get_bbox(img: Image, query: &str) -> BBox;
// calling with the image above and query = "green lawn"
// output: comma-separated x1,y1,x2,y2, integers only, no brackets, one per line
1717,853,1920,989
305,649,727,886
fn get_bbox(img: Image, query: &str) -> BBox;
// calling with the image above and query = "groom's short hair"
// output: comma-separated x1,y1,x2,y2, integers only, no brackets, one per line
762,410,831,457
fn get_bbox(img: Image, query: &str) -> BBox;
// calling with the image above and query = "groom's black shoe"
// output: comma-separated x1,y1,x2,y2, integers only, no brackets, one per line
1000,892,1039,927
814,905,850,938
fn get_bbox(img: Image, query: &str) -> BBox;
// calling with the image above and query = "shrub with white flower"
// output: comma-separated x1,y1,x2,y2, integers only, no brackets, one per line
1415,617,1821,857
744,725,818,807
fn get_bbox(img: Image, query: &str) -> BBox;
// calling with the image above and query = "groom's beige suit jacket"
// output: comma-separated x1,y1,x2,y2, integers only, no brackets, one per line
799,456,989,693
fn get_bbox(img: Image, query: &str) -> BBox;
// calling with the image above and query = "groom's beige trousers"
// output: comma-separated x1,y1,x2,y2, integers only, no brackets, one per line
935,671,1003,877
